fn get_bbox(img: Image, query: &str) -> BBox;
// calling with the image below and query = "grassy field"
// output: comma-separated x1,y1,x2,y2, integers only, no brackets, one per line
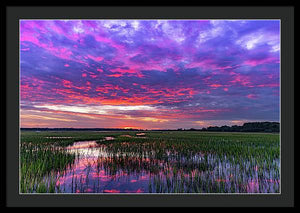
20,130,280,193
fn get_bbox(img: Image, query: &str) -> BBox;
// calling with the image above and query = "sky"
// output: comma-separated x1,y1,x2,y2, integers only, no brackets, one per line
20,20,280,129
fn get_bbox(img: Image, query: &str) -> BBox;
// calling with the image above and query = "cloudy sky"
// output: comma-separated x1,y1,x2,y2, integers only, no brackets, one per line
20,20,280,129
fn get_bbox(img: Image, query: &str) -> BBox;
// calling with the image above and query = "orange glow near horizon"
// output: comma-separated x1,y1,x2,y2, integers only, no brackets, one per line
122,126,142,130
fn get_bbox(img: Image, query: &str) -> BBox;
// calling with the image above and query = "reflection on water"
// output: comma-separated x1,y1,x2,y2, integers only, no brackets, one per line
45,136,74,139
136,133,146,136
66,141,99,150
54,141,150,193
44,141,280,193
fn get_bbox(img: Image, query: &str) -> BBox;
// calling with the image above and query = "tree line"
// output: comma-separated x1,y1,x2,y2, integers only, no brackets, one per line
181,122,280,133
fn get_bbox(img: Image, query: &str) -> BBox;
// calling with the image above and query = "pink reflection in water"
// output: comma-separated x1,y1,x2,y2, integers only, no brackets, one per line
49,141,280,193
66,141,98,150
103,189,121,193
86,188,93,193
139,175,148,180
54,141,152,193
215,179,229,183
136,188,143,193
90,170,111,181
247,180,260,193
104,137,115,141
124,188,144,193
136,133,146,136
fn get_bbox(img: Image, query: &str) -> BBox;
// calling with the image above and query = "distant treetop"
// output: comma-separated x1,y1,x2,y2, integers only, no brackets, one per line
196,122,279,132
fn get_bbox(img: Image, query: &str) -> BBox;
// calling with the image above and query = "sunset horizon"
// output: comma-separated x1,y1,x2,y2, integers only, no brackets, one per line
20,120,279,130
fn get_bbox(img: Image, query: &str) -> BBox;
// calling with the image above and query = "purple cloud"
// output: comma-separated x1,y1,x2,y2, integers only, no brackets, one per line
20,20,280,129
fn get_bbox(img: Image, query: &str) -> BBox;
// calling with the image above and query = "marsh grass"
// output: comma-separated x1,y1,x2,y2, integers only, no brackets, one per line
20,131,280,193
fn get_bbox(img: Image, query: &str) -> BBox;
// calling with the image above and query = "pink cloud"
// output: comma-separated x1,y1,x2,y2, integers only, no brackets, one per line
247,94,258,99
87,54,104,62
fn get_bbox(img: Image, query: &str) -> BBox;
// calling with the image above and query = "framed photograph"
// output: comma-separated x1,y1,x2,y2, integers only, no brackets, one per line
4,5,294,207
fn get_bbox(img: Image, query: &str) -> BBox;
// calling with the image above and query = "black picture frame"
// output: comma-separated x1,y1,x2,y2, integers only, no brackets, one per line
3,5,294,207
